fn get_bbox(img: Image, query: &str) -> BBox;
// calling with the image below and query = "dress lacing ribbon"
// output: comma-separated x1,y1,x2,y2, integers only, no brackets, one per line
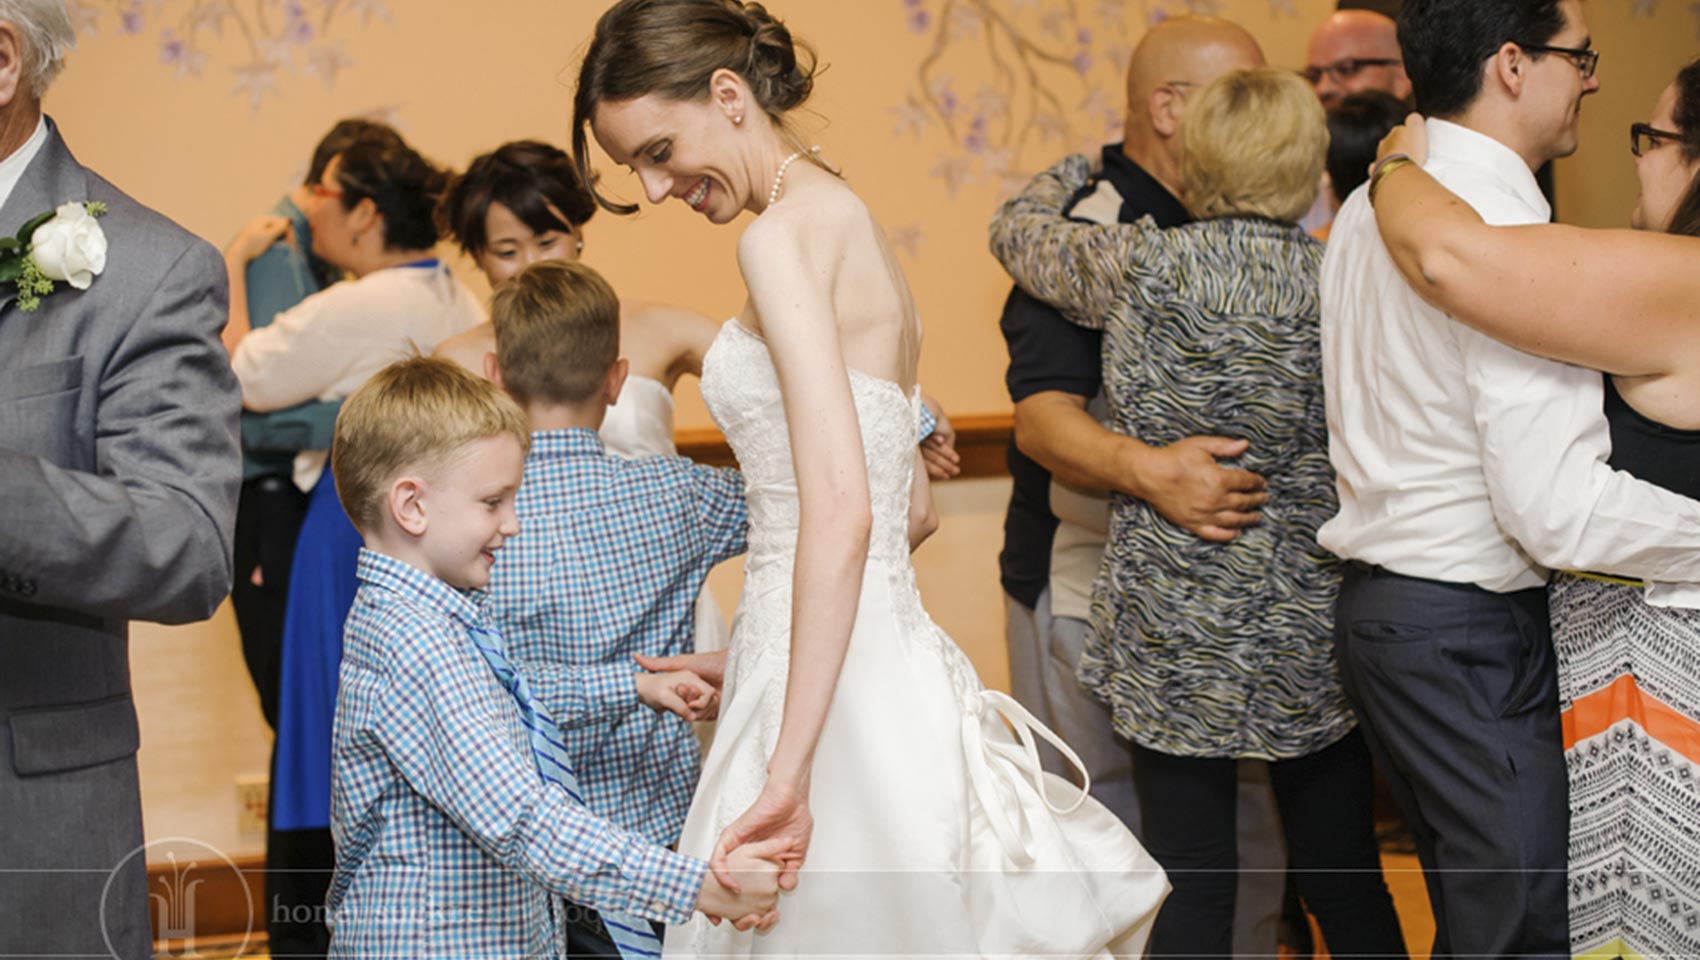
961,689,1092,866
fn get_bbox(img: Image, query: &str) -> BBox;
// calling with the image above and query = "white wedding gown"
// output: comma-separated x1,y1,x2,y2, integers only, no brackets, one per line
664,321,1167,959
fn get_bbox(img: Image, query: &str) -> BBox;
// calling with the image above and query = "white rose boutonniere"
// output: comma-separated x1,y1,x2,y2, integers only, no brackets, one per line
0,200,108,312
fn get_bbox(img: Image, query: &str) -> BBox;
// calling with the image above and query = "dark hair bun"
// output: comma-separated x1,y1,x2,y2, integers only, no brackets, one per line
739,2,814,112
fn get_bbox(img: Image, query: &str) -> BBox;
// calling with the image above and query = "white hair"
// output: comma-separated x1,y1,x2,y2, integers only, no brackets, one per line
0,0,74,97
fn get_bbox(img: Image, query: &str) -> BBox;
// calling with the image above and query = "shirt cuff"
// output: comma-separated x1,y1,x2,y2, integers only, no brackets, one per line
917,402,937,442
572,663,640,724
622,844,707,925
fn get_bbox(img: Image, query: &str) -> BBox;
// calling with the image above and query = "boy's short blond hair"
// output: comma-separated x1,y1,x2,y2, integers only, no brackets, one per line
490,260,620,405
331,355,531,534
1181,67,1329,224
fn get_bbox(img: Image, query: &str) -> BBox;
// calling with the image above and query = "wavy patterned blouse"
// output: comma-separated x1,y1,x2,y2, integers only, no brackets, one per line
989,155,1354,760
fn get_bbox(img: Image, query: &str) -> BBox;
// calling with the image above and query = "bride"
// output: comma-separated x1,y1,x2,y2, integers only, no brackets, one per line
574,1,1167,955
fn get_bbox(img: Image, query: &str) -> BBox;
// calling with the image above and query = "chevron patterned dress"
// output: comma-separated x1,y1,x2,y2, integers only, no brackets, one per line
1556,575,1700,960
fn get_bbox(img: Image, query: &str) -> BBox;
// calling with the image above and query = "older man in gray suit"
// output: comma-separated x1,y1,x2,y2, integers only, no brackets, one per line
0,2,240,956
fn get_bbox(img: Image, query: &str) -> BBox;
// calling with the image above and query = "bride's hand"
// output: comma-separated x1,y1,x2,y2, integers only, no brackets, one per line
712,778,813,893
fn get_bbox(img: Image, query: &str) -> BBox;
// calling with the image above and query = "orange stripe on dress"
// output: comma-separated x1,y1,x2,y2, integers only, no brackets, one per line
1563,673,1700,764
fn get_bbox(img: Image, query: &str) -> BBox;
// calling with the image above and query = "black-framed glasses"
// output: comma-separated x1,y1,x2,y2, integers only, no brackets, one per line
1302,57,1401,86
1515,42,1599,79
1631,122,1684,157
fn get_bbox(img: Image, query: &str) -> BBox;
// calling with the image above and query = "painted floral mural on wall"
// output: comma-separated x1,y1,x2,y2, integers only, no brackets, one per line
66,0,393,109
891,0,1304,201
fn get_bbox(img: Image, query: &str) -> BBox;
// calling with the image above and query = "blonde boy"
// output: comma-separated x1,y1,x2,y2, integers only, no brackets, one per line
324,357,777,956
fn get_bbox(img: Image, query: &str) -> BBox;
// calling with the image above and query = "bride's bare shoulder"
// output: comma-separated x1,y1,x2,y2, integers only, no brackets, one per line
738,182,868,268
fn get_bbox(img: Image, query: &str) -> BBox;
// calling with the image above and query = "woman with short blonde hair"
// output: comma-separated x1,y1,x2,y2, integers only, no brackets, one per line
1181,67,1328,222
990,66,1406,959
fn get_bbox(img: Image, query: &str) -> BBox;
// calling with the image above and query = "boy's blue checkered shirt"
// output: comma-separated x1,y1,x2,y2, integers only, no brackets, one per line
327,548,704,957
485,428,749,846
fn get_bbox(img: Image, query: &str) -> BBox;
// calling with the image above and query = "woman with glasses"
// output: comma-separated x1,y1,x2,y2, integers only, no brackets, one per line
1372,58,1700,960
221,126,484,958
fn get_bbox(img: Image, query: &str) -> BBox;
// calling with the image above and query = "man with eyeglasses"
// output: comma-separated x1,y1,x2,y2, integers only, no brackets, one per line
1316,0,1699,958
1305,9,1412,109
1298,9,1413,235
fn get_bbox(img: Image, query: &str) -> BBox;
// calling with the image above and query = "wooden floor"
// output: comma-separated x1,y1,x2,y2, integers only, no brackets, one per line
1383,851,1438,960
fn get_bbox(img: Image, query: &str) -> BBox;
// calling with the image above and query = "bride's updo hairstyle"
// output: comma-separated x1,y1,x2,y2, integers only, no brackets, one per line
572,0,821,214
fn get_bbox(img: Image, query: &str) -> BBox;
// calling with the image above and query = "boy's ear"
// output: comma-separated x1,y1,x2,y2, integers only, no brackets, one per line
388,476,429,537
484,351,504,389
603,357,630,407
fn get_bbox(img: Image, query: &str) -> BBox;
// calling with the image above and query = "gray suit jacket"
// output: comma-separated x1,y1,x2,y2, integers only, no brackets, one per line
0,121,240,958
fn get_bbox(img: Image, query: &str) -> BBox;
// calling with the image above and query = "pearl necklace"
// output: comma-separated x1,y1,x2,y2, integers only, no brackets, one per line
767,146,820,207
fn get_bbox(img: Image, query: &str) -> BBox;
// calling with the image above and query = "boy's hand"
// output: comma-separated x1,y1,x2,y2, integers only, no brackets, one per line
694,838,784,932
635,651,727,692
635,669,719,722
920,395,961,481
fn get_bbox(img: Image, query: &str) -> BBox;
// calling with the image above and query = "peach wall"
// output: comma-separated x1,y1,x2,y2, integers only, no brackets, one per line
84,0,1688,860
46,0,1343,428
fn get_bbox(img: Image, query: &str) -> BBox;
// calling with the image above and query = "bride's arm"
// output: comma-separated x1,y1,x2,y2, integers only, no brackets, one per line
710,210,872,888
1373,121,1700,378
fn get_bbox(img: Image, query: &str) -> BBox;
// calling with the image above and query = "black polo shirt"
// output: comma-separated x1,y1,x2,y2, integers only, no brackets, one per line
997,144,1192,608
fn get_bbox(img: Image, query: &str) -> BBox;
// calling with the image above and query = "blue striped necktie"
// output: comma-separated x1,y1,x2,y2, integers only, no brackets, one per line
468,623,664,959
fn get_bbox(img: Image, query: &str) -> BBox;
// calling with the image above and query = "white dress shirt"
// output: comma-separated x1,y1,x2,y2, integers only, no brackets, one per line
231,260,484,487
0,116,50,212
1319,118,1700,599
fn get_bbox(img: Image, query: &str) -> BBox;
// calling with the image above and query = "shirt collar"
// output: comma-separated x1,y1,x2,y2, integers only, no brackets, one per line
1099,142,1192,228
0,115,50,214
356,547,485,630
1425,117,1551,220
527,428,605,461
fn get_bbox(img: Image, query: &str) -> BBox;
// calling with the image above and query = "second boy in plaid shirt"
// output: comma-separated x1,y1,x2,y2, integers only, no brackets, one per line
479,260,750,956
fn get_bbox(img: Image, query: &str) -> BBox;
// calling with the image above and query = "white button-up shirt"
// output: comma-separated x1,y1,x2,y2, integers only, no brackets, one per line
0,116,49,212
1319,118,1700,599
231,260,484,489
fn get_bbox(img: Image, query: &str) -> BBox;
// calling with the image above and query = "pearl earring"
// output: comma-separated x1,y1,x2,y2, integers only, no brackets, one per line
733,115,743,125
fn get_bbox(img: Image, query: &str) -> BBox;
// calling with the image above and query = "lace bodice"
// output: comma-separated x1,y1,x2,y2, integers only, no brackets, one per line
699,320,978,694
703,321,921,569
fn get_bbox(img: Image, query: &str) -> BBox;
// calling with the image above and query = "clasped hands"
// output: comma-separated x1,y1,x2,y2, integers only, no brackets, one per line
703,777,812,934
639,651,798,933
634,650,726,723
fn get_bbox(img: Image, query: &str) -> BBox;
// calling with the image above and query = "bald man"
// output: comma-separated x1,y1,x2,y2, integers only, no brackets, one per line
994,14,1287,959
1305,9,1413,108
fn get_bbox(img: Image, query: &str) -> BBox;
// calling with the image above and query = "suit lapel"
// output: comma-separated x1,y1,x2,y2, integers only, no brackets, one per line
0,119,89,315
